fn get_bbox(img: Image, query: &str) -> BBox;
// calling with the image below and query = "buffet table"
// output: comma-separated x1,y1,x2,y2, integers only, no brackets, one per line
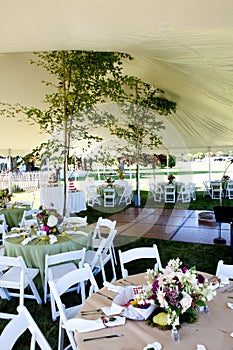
4,228,91,284
40,187,87,214
75,273,233,350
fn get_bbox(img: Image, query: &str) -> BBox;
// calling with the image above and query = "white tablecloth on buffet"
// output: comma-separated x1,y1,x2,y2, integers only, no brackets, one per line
40,187,87,214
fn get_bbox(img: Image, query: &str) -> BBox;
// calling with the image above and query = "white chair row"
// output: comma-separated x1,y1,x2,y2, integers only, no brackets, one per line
149,182,196,203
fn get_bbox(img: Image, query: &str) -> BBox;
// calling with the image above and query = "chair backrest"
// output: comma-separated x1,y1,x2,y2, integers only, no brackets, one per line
44,248,86,302
45,248,86,278
48,263,99,320
93,217,116,239
0,214,7,232
63,216,87,227
0,305,52,350
118,244,163,278
20,209,40,228
216,260,233,278
86,230,117,269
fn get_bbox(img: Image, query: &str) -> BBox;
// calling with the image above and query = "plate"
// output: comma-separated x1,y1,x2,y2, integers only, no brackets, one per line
143,342,162,350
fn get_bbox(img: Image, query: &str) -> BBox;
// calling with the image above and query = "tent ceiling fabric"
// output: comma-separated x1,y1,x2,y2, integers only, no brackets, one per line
1,0,233,155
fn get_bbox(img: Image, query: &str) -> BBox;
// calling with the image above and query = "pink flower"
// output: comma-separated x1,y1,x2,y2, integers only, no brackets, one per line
43,225,50,232
180,292,192,313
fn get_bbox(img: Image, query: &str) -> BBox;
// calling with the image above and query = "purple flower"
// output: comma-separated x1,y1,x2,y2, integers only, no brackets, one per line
197,273,205,284
182,266,188,273
152,279,159,293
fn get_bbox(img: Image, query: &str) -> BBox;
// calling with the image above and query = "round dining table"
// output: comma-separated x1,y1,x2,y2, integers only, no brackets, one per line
75,273,233,350
4,228,92,285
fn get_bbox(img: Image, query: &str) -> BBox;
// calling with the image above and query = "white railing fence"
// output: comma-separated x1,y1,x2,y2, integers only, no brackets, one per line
0,172,40,192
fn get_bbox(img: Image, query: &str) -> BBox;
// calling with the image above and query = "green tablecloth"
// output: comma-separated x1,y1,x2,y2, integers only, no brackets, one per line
4,229,92,285
0,207,28,228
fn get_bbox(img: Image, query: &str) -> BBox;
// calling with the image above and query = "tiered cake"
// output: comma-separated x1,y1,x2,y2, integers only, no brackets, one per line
68,180,77,191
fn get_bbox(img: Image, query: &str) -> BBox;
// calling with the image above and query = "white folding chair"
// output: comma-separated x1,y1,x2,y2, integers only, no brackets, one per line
118,244,163,278
226,181,233,199
203,180,211,197
164,184,176,203
189,183,196,200
103,188,116,207
62,216,87,227
0,305,52,350
92,217,117,264
86,185,101,206
0,213,8,244
210,181,221,199
177,184,191,203
44,248,86,321
84,229,117,284
20,209,40,228
0,256,42,308
48,263,99,350
216,260,233,279
118,184,133,205
152,184,164,202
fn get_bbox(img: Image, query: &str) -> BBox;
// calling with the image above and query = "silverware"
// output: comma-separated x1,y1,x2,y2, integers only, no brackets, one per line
80,309,103,315
96,291,113,301
83,333,124,342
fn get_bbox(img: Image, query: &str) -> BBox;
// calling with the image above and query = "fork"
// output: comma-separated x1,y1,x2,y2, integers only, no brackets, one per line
80,308,103,315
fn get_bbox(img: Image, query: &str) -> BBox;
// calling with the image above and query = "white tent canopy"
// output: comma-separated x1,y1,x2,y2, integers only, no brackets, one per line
0,0,233,155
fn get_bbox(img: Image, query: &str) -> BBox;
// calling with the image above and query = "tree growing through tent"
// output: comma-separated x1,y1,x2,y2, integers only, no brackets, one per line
0,51,133,215
107,78,176,205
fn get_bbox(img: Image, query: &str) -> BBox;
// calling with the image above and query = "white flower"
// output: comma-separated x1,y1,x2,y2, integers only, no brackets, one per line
47,215,58,227
157,289,168,308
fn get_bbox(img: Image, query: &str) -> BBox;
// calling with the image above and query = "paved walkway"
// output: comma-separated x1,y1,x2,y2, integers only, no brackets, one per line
108,207,231,246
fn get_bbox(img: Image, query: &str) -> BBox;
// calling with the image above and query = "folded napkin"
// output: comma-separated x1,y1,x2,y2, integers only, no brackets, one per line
5,233,20,239
197,345,207,350
11,227,21,232
143,342,162,350
101,302,125,316
66,315,125,333
103,281,124,293
218,275,230,287
49,234,58,244
227,302,233,310
21,236,37,245
66,230,88,236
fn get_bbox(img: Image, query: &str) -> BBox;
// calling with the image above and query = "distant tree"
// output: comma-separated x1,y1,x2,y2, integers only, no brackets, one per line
108,79,176,205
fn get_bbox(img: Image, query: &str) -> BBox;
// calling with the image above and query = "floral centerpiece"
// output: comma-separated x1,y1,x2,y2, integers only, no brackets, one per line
145,258,216,330
105,177,115,187
167,174,175,184
36,208,62,235
0,188,12,208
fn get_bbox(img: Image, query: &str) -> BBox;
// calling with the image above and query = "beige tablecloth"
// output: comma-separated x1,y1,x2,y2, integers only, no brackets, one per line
75,273,233,350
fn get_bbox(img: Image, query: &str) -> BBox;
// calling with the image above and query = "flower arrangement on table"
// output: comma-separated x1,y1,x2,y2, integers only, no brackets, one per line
36,208,62,235
0,188,12,208
145,258,216,330
105,177,115,187
167,174,175,184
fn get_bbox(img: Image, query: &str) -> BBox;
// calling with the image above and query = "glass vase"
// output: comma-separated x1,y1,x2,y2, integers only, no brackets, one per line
171,327,181,342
